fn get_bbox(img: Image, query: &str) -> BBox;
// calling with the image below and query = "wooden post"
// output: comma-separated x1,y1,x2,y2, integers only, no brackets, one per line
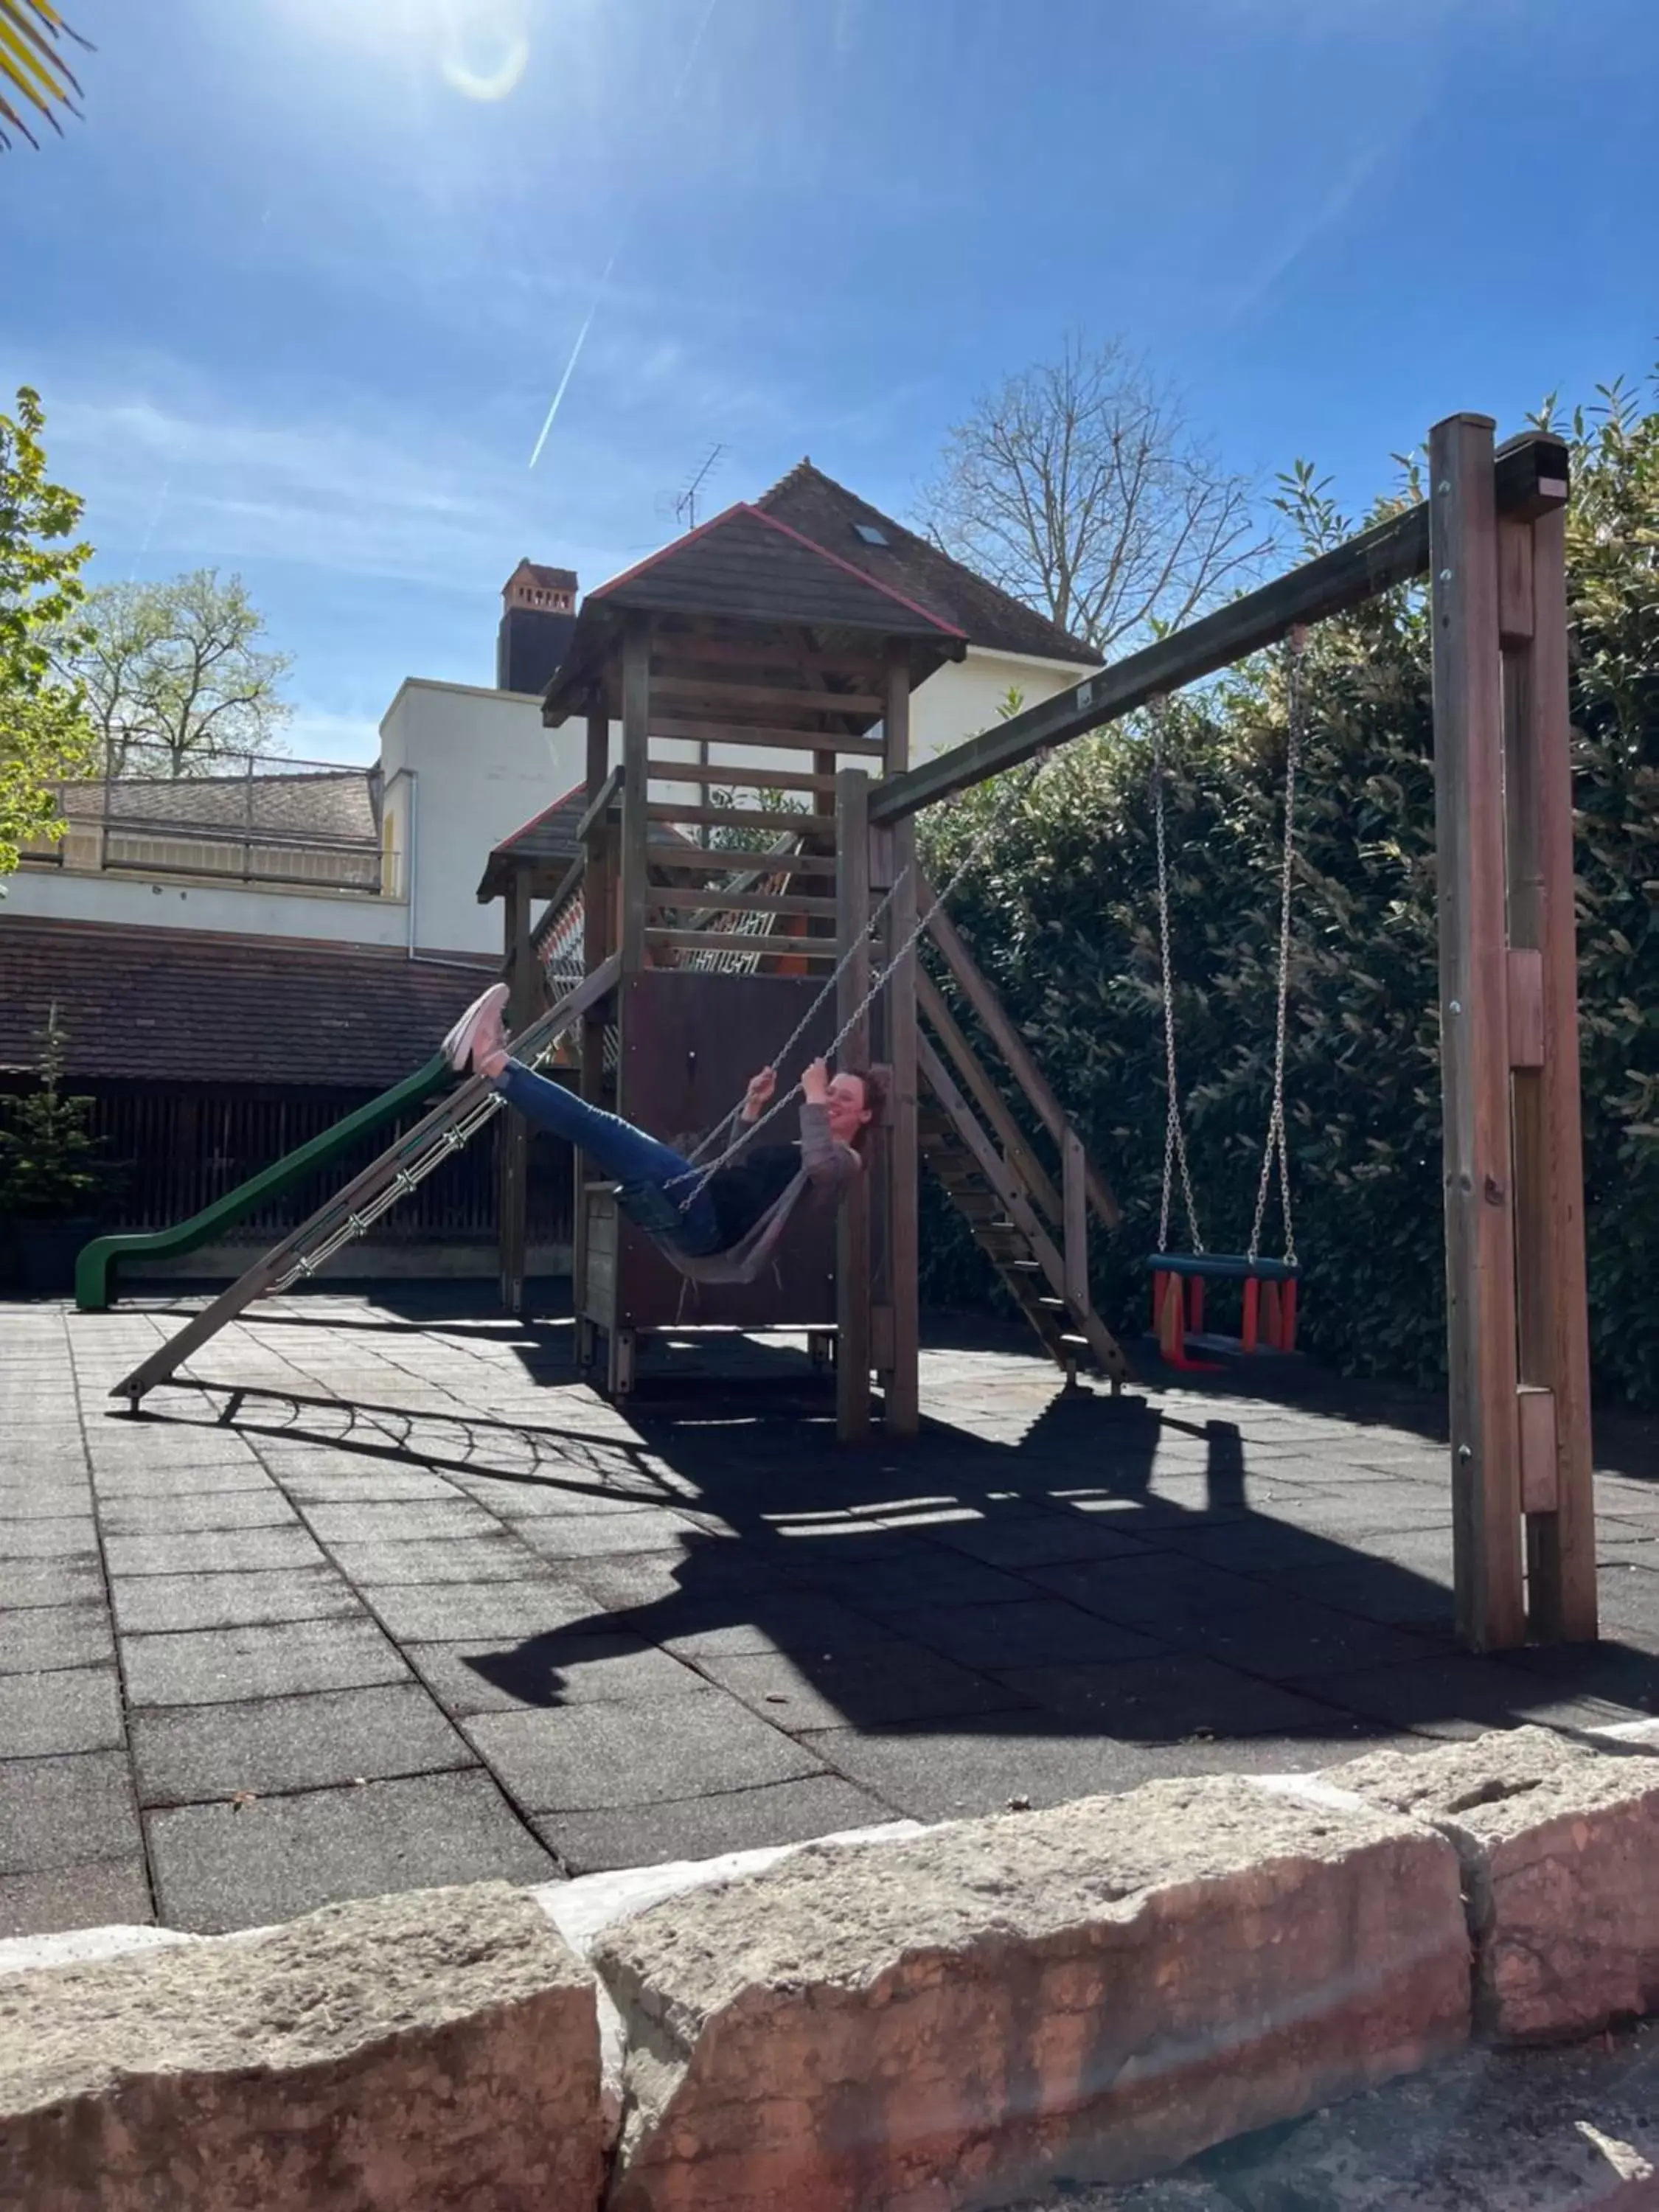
1062,1127,1088,1312
1430,413,1526,1652
573,700,612,1332
880,644,920,1437
619,615,651,990
1507,503,1598,1640
835,768,873,1443
497,863,535,1314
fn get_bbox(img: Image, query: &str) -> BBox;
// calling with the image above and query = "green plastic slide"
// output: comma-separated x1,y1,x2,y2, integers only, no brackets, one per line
75,1050,456,1312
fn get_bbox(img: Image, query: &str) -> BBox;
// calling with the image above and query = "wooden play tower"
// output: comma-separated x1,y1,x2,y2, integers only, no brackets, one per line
504,502,1130,1436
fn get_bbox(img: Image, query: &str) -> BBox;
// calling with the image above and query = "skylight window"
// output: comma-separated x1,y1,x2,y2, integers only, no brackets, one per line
853,522,889,547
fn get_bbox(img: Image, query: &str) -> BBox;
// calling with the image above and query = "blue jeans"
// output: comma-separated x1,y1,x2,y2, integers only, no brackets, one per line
492,1060,728,1257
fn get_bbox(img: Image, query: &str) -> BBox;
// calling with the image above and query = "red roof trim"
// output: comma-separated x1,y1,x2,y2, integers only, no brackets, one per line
585,501,753,602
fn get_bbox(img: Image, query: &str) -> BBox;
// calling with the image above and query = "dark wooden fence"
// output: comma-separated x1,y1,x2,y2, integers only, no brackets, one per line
1,1079,572,1250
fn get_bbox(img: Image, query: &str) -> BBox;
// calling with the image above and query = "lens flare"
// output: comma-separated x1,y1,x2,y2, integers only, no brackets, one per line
439,0,530,102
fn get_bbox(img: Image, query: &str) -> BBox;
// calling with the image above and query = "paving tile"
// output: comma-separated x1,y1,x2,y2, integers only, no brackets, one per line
507,1508,710,1561
110,1566,361,1634
535,1775,900,1876
992,1656,1342,1741
405,1632,713,1716
122,1617,410,1708
921,1514,1155,1569
0,1486,95,1520
90,1463,276,1499
1152,1519,1343,1573
129,1684,475,1807
567,1546,792,1616
798,1720,1168,1825
465,1694,824,1813
657,1594,902,1658
0,1750,142,1877
696,1646,1032,1733
1,1558,107,1611
1025,1554,1272,1630
97,1491,300,1535
901,1599,1169,1672
360,1578,599,1643
1183,1603,1451,1680
785,1551,1036,1613
1293,1653,1646,1739
0,1517,97,1558
1264,1560,1456,1630
146,1769,555,1934
0,1857,153,1939
295,1500,502,1545
102,1526,330,1578
273,1467,464,1504
86,1422,262,1469
326,1536,541,1586
0,1666,124,1759
0,1604,114,1677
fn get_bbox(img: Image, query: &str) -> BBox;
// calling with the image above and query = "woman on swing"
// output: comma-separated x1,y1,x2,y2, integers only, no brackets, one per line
442,983,874,1276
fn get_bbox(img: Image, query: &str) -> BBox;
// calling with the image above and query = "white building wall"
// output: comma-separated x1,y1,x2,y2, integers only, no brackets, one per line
0,856,411,947
378,679,586,956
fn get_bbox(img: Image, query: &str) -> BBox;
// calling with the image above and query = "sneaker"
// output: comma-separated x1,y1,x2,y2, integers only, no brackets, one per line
442,981,509,1074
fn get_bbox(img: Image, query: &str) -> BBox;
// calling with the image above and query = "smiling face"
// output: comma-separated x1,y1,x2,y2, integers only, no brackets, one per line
825,1071,873,1147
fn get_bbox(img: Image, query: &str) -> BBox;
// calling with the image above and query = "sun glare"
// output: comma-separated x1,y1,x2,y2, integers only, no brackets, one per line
277,0,532,102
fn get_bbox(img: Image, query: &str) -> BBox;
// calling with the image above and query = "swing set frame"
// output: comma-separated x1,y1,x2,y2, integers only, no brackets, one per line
864,411,1594,1655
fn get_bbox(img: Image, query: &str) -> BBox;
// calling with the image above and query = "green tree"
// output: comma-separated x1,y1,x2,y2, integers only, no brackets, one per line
0,383,94,877
0,1004,105,1220
0,1,89,151
56,570,294,777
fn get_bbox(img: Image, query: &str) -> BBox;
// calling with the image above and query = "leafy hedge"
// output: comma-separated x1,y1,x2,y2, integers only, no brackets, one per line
917,380,1659,1405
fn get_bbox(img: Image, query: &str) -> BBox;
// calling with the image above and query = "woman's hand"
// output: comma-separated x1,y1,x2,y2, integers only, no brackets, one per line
742,1066,778,1123
800,1059,831,1107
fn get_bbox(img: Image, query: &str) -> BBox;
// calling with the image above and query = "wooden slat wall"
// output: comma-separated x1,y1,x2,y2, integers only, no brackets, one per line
16,1080,572,1247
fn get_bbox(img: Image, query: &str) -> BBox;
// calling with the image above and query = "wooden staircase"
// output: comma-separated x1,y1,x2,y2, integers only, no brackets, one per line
915,891,1132,1391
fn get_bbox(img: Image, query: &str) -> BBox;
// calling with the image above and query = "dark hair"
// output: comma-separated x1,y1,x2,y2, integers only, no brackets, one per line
838,1064,891,1154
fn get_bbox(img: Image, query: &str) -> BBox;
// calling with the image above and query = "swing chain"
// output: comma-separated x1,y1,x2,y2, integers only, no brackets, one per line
1152,701,1205,1256
677,751,1051,1196
1246,627,1304,1267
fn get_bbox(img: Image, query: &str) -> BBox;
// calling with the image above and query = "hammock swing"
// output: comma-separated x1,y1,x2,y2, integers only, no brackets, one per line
1146,630,1307,1368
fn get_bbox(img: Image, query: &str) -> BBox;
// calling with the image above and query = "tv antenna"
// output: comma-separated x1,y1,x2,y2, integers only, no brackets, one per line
674,442,726,531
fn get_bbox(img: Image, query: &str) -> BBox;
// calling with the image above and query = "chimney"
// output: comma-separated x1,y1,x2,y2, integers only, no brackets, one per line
497,559,580,694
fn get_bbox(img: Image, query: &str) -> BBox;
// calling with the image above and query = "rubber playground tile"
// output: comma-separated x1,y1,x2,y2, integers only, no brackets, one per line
534,1773,900,1876
465,1693,824,1814
900,1599,1171,1672
0,1750,142,1877
564,1545,793,1618
796,1719,1169,1826
3,1558,107,1611
990,1655,1342,1740
0,1486,97,1520
784,1551,1036,1614
0,1516,98,1559
145,1768,556,1935
109,1567,361,1635
271,1466,465,1505
1296,1652,1649,1739
657,1593,904,1660
97,1490,302,1534
404,1632,713,1717
0,1856,154,1940
695,1644,1032,1734
88,1462,280,1499
1264,1559,1457,1630
101,1526,330,1578
294,1500,504,1545
1023,1553,1273,1629
507,1509,712,1562
0,1666,124,1760
121,1617,411,1709
1184,1604,1453,1681
358,1577,601,1644
324,1536,543,1587
921,1514,1158,1570
0,1604,114,1677
130,1683,476,1807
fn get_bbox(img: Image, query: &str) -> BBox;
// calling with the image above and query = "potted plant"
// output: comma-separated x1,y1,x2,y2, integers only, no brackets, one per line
0,1006,108,1298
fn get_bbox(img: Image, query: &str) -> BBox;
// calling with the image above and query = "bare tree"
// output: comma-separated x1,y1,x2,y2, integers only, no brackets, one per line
917,336,1273,655
53,569,292,778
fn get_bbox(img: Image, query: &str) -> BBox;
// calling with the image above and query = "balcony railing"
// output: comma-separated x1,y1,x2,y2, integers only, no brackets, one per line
23,742,399,900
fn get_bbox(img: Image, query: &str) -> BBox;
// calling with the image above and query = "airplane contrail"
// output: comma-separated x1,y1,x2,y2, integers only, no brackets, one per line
527,0,719,470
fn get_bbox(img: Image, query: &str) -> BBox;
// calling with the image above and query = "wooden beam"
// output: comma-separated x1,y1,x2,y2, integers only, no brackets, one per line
1430,412,1526,1652
1515,503,1598,1641
647,888,840,918
916,969,1062,1225
882,644,920,1439
642,928,839,961
1063,1128,1088,1312
646,844,838,877
497,865,535,1315
836,768,873,1443
651,677,885,719
647,802,836,835
619,615,651,979
648,715,886,757
574,706,614,1327
577,766,623,847
922,886,1122,1228
871,433,1571,827
646,760,842,795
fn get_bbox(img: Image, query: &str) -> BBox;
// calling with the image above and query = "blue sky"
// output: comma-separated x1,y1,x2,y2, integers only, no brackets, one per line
7,0,1657,762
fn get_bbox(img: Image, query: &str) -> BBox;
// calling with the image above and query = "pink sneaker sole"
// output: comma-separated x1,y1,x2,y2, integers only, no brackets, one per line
442,981,509,1073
